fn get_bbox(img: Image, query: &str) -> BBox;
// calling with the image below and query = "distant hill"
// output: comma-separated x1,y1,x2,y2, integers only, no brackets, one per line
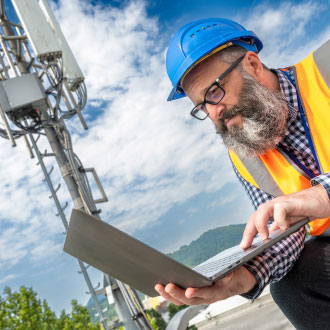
167,224,245,267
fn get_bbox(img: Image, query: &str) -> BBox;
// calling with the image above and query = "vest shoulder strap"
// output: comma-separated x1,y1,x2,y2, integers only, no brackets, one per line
313,39,330,88
229,149,284,197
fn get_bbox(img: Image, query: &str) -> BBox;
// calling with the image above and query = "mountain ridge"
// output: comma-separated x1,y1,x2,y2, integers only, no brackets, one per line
167,223,245,267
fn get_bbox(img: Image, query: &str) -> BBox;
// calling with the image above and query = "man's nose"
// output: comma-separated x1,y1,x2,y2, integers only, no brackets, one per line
206,103,225,123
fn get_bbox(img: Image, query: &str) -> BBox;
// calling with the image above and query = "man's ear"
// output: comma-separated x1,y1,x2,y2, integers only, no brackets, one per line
241,51,264,82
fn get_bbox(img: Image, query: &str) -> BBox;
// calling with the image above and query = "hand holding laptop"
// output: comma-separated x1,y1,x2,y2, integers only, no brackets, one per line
155,266,257,305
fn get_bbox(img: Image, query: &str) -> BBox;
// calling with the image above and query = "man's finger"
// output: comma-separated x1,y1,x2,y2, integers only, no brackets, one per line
185,286,213,299
254,203,273,240
165,283,209,305
154,284,185,305
273,202,291,229
186,272,234,301
241,214,258,249
269,222,280,232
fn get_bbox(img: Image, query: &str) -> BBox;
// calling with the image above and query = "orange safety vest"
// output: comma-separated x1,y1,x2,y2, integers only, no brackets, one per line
229,39,330,236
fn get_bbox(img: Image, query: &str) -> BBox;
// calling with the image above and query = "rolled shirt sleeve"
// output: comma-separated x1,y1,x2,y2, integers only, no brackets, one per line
241,227,306,299
311,172,330,200
233,165,306,299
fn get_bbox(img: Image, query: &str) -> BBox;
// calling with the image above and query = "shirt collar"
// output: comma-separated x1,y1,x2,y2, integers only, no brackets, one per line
271,68,299,121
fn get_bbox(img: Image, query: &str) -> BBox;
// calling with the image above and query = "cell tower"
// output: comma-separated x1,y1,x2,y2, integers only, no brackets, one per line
0,0,152,329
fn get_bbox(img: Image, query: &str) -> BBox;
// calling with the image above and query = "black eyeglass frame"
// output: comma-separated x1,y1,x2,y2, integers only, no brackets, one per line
190,55,245,120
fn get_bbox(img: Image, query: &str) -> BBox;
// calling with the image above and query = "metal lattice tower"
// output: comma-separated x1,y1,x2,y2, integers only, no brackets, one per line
0,1,153,329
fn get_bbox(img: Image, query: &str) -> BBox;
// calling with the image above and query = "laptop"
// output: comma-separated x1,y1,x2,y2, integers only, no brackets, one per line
63,208,309,297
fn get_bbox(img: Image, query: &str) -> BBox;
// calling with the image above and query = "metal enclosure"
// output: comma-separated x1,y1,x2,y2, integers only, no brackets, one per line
11,0,84,90
0,73,47,112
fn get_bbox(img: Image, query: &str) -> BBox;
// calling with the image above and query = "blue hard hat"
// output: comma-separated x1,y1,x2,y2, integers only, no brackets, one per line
166,18,263,101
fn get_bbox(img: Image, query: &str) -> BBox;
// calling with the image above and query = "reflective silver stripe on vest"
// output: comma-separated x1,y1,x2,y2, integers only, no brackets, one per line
238,149,311,194
235,151,330,236
293,39,330,175
313,39,330,89
311,40,330,236
237,155,284,198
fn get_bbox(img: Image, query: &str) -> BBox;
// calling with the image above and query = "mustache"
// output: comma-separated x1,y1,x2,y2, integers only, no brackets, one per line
217,107,243,132
222,107,242,121
218,99,263,132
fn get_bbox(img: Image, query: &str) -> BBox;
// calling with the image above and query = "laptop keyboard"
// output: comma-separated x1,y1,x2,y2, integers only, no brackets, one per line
193,250,244,278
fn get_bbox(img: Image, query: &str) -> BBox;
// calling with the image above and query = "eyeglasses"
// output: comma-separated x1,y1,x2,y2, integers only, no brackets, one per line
190,55,245,120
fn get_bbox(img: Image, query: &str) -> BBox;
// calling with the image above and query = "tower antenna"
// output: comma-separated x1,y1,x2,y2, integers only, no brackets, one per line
0,1,152,329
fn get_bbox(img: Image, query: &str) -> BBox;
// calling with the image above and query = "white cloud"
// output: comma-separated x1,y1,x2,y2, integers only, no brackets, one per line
240,1,329,67
209,193,237,208
52,0,162,100
53,0,235,234
0,273,20,285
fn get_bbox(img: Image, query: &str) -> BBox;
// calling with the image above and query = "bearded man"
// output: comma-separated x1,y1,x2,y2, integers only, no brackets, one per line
155,18,330,330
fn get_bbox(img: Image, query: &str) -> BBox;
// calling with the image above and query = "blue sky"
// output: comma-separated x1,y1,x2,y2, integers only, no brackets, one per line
1,0,330,316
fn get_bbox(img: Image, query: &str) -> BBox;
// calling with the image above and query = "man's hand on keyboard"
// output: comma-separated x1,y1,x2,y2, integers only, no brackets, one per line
240,184,330,249
154,266,256,305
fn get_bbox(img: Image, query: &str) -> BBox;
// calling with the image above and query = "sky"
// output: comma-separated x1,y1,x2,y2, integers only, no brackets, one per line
1,0,330,316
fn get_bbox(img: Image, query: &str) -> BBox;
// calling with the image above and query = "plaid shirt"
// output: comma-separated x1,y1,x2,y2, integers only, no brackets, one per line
235,68,330,299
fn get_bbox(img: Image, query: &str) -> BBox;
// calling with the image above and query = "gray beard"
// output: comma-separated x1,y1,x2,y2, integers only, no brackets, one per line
215,71,288,159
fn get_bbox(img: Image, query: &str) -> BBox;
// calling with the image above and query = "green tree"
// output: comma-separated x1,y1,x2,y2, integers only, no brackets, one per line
146,308,166,330
64,299,100,330
0,286,101,330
